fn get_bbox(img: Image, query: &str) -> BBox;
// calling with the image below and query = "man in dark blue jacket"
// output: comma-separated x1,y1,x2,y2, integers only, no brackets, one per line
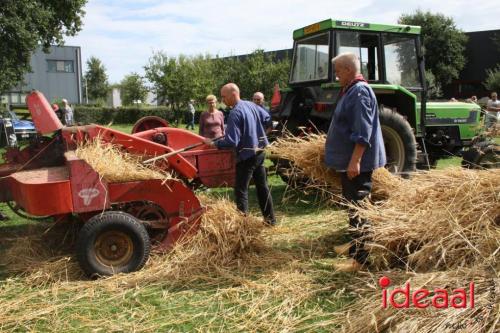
205,83,276,225
325,53,386,272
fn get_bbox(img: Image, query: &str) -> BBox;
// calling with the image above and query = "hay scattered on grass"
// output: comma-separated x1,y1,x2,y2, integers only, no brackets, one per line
333,269,499,333
267,133,401,202
0,222,84,285
358,167,500,271
0,197,279,288
75,138,173,182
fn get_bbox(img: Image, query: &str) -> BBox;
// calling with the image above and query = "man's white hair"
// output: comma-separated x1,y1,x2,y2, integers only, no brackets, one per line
331,52,361,74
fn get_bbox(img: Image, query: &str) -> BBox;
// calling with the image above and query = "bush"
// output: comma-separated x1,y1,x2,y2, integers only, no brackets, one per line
74,106,175,125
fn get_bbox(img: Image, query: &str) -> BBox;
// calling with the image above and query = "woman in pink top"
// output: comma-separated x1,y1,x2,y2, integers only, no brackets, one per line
199,94,225,139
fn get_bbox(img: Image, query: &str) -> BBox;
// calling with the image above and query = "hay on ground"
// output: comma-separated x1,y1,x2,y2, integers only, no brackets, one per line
0,197,277,287
357,167,500,271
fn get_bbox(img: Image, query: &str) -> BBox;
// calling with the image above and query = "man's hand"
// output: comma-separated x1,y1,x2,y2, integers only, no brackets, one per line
347,143,366,180
203,138,215,147
347,159,361,180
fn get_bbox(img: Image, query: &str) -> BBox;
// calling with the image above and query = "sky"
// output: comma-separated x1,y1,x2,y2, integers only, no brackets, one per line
65,0,500,84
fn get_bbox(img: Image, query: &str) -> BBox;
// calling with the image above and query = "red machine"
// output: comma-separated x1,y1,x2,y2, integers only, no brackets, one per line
0,91,235,277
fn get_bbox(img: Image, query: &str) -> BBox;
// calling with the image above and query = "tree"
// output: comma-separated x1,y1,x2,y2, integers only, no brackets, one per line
213,50,290,101
120,73,148,106
399,10,467,97
84,57,109,103
484,65,500,93
0,0,87,94
145,52,217,124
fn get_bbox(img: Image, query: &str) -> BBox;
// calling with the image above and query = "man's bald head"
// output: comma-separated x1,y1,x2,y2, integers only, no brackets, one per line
221,83,240,107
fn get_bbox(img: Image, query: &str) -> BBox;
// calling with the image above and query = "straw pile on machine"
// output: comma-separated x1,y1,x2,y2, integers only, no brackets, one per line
75,138,174,182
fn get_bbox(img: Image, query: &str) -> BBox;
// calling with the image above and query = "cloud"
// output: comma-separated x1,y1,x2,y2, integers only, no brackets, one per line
65,0,500,83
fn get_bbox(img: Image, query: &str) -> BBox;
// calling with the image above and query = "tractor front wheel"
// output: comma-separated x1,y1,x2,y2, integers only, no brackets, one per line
76,211,151,277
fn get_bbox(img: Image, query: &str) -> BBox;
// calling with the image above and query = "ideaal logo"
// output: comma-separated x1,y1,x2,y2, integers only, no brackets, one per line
379,276,475,309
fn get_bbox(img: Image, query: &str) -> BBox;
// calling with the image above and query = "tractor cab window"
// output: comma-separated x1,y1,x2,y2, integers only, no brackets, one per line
383,34,421,88
290,32,330,83
336,31,380,81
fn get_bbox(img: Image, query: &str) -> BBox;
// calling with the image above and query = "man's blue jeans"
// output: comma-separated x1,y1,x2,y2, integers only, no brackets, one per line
234,152,276,225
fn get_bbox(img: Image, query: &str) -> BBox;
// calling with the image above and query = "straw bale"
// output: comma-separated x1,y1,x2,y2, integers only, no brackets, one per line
332,269,499,333
267,133,401,202
75,138,173,182
357,167,500,271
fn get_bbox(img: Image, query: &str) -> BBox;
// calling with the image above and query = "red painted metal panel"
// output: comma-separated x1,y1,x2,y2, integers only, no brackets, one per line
8,167,73,216
108,179,203,248
183,149,236,187
66,152,110,213
26,91,63,134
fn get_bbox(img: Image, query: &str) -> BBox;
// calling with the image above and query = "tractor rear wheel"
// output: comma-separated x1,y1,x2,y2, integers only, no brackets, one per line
379,107,417,174
76,211,150,277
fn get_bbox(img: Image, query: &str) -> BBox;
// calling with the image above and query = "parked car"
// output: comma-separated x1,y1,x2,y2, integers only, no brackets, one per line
0,110,37,147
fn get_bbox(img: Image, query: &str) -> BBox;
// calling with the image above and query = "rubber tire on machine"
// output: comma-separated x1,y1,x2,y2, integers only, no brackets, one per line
131,116,169,134
76,211,151,278
379,107,417,174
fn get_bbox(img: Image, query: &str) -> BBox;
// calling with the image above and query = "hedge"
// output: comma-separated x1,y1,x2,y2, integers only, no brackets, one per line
73,106,176,125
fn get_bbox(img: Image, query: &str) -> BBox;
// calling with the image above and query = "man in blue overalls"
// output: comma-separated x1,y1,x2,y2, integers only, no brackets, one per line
205,83,276,226
325,53,386,272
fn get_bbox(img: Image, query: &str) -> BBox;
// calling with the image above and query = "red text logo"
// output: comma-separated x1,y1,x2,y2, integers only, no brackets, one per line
379,276,475,309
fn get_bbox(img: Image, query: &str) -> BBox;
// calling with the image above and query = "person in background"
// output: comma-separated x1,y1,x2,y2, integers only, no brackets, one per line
252,91,266,109
326,52,386,272
61,99,74,126
486,92,500,129
52,103,63,122
186,100,196,130
205,83,276,226
470,95,478,104
199,94,224,139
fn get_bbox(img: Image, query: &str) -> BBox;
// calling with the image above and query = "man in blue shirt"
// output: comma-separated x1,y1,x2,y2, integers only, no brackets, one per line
325,53,386,272
205,83,276,226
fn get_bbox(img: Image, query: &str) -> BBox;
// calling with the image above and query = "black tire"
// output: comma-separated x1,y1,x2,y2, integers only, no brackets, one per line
379,107,417,173
76,211,151,277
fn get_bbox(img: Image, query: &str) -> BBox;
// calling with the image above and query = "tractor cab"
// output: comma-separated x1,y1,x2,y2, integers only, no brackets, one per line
274,19,483,172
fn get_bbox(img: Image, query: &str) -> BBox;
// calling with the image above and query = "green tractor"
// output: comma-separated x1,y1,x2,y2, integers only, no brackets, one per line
271,19,495,172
